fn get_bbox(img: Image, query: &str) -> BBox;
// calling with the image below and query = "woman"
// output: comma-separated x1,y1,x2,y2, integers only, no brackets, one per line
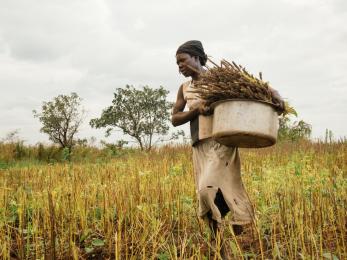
171,40,284,255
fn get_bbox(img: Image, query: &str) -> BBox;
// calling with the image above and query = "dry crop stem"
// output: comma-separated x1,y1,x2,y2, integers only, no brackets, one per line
0,142,346,259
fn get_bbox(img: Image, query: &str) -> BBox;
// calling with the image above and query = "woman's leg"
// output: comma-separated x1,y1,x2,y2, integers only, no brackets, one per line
207,216,226,259
214,188,244,236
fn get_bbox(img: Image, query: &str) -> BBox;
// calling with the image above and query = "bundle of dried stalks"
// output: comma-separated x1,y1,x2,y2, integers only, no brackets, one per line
191,59,273,105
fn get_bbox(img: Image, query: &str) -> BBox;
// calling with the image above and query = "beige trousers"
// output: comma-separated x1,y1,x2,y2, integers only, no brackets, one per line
192,138,254,225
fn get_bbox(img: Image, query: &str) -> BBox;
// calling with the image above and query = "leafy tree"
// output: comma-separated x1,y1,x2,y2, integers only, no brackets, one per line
278,115,312,142
100,140,129,157
90,85,172,150
33,93,85,149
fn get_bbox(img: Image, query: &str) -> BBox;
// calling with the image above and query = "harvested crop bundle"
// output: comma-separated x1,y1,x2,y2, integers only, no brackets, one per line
192,59,272,103
190,59,295,116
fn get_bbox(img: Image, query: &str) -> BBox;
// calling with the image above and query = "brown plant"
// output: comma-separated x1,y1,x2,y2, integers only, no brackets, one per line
190,59,274,106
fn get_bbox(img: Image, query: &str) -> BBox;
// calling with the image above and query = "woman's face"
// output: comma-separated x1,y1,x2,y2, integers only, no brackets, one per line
176,53,199,77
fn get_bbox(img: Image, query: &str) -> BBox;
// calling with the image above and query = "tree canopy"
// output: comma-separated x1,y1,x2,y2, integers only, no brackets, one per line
33,92,85,149
90,85,173,150
278,115,312,142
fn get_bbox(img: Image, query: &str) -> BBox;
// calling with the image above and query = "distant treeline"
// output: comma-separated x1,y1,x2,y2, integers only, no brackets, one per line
0,141,136,167
1,137,345,169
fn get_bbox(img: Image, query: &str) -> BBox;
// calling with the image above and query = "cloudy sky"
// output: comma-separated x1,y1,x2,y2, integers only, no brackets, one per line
0,0,346,145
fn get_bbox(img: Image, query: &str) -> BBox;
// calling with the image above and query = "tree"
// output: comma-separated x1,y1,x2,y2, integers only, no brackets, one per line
1,129,21,143
90,85,172,150
33,93,85,149
278,115,312,142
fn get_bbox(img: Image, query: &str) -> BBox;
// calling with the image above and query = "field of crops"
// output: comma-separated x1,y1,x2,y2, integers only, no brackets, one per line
0,141,346,259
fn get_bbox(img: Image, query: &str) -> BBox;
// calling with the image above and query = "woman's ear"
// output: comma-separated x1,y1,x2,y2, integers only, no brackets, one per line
193,56,201,66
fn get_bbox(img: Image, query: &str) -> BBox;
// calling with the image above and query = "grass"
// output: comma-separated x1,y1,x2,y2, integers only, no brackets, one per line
0,141,346,259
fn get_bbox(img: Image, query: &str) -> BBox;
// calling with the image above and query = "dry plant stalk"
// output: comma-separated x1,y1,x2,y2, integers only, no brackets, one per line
190,59,274,106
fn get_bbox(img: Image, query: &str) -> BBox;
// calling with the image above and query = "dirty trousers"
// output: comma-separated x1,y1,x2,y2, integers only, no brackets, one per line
192,138,254,225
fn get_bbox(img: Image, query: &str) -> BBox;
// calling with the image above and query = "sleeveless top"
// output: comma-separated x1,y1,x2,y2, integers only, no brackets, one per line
182,80,213,145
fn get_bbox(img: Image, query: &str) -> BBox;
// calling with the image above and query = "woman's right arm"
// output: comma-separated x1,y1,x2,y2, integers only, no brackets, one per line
171,84,200,127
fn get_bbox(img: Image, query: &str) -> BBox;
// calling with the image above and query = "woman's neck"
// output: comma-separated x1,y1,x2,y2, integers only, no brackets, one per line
191,67,205,81
191,74,200,81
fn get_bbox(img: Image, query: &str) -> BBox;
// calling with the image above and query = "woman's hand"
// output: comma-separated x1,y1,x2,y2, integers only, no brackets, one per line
273,96,285,115
197,102,212,116
270,88,285,115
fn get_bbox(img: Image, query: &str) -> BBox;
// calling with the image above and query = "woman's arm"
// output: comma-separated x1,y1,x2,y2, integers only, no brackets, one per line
171,84,200,127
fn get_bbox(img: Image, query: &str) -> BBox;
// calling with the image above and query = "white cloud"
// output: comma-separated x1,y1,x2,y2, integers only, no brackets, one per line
133,18,146,31
0,0,346,144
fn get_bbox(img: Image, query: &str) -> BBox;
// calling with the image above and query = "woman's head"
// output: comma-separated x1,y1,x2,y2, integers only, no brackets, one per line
176,40,207,78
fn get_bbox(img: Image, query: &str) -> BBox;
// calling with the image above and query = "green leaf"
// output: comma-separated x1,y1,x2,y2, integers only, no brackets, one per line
85,247,94,253
92,239,105,247
157,252,170,260
322,252,339,260
79,230,91,243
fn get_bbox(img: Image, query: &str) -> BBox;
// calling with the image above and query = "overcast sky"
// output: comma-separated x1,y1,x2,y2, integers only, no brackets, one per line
0,0,346,145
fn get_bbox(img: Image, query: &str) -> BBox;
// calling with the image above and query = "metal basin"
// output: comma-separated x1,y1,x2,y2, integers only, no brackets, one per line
211,99,279,148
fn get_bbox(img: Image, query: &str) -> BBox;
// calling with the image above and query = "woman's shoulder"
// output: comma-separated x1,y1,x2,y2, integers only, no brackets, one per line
181,80,192,93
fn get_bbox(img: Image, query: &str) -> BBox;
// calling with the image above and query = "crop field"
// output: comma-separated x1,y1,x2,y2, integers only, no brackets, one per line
0,141,346,259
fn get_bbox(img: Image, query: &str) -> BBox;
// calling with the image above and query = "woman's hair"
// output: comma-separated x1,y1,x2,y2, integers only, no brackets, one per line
176,40,208,66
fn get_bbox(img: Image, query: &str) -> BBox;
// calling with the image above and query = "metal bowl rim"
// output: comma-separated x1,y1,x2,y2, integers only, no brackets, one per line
210,98,277,110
